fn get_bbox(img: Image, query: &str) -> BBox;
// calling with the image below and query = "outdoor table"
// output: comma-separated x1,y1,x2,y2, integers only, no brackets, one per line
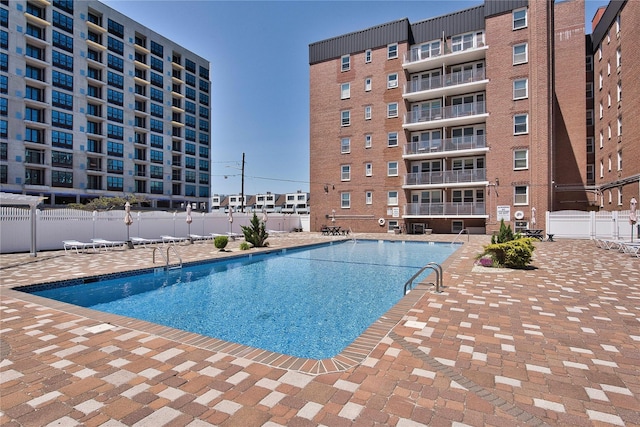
523,229,544,241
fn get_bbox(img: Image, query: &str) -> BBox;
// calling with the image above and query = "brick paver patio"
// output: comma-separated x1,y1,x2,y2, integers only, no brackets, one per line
1,233,638,426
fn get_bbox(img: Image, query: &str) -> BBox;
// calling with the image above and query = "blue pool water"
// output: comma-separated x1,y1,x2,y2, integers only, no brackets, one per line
26,240,458,359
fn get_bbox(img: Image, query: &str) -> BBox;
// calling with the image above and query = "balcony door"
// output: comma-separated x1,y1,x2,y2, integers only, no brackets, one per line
450,126,484,150
411,99,442,122
411,69,442,92
411,130,442,151
451,93,484,117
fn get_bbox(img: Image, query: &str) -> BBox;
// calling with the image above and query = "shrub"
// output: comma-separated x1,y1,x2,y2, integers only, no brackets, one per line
482,238,535,269
214,235,228,251
239,242,251,250
491,219,514,244
241,213,269,247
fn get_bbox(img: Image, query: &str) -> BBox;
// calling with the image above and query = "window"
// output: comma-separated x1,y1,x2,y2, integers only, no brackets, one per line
364,105,372,120
341,110,350,127
514,186,528,205
513,8,527,29
387,132,398,147
617,188,622,206
586,137,594,153
513,79,528,99
340,83,350,99
107,141,124,157
107,36,124,55
387,43,398,59
341,192,350,208
52,10,73,33
514,149,528,169
586,164,594,181
107,106,123,123
586,56,593,72
607,60,611,76
514,114,528,134
107,54,123,72
365,134,372,148
365,78,372,92
365,191,372,205
150,56,163,73
51,170,73,187
617,81,622,103
513,43,527,65
387,161,398,176
365,163,372,177
107,124,123,140
617,116,622,136
599,159,604,178
107,176,124,191
599,101,603,119
608,92,611,108
387,103,398,118
608,155,612,172
107,19,124,38
107,71,123,89
52,91,73,110
387,191,398,206
599,130,604,148
51,110,73,129
52,30,73,52
341,55,350,72
599,71,603,90
616,48,621,69
341,138,350,154
387,73,398,89
617,150,622,171
586,110,593,126
586,82,593,99
107,89,123,106
341,165,350,181
365,49,372,63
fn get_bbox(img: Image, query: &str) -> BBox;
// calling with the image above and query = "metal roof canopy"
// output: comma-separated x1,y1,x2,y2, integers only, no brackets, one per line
0,192,48,257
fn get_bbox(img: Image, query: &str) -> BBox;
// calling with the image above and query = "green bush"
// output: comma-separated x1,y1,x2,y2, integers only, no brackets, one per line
483,238,535,269
214,235,228,250
239,242,251,250
241,213,269,247
491,219,515,244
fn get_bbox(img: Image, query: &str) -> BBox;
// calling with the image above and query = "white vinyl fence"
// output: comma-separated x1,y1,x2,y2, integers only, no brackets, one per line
0,207,306,254
546,210,638,240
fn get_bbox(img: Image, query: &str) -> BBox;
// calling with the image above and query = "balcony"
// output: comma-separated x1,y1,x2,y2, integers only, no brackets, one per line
404,135,488,158
404,202,487,218
403,101,488,131
404,168,487,188
403,37,487,73
404,68,487,102
86,20,107,33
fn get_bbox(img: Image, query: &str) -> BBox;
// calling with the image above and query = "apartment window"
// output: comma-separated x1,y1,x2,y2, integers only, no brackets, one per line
365,134,372,148
599,130,604,148
598,71,603,90
514,114,528,134
341,110,350,126
107,176,124,191
150,103,163,118
107,124,123,140
150,134,163,148
150,56,163,73
586,164,594,181
52,10,73,33
617,116,622,136
341,137,350,154
387,161,398,176
25,128,44,143
617,81,622,103
365,78,372,92
607,60,611,76
514,149,528,170
365,163,372,177
364,105,372,120
617,188,622,206
107,88,123,106
150,119,163,133
108,71,123,88
341,165,350,181
341,55,350,72
51,110,73,129
387,103,398,118
608,155,611,172
586,56,593,72
387,73,398,89
587,137,594,153
514,186,528,205
616,48,621,69
599,159,604,178
25,86,44,102
51,170,73,187
513,8,527,30
150,87,163,103
513,78,528,99
107,19,124,38
513,43,527,65
107,106,123,123
107,141,123,157
387,191,398,206
52,130,73,148
617,150,622,171
586,110,593,126
365,191,372,205
26,65,45,82
341,192,350,208
340,83,350,99
107,36,124,55
586,82,593,99
387,43,398,59
52,30,73,52
52,91,73,110
608,92,611,108
598,44,602,61
608,124,611,140
387,132,398,147
107,54,123,72
365,49,372,63
599,101,603,119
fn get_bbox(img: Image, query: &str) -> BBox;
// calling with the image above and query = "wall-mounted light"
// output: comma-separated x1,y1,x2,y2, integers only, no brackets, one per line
495,177,500,186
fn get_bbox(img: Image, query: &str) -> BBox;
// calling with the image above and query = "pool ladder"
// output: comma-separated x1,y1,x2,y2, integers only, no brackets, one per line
404,262,443,295
152,244,183,270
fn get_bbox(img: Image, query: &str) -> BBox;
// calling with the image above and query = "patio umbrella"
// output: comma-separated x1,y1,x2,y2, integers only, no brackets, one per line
124,202,133,247
630,197,637,242
228,207,233,234
186,204,193,237
262,208,268,224
531,207,536,227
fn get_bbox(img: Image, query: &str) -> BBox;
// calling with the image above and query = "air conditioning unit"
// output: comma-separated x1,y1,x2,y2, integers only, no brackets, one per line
514,210,525,220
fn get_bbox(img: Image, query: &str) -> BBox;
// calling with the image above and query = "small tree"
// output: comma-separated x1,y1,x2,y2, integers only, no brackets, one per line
491,219,515,244
241,213,269,247
214,235,228,251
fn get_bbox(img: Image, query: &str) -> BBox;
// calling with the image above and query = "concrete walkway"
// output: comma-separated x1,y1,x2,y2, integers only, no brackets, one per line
1,233,638,426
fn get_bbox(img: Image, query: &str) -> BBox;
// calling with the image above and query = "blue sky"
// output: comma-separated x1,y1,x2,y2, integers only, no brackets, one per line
103,0,606,196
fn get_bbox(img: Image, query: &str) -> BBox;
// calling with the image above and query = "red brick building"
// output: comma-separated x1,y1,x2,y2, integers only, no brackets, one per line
309,0,614,235
591,1,640,212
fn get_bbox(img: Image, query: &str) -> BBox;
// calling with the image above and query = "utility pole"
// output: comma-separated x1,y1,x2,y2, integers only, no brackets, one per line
241,152,245,213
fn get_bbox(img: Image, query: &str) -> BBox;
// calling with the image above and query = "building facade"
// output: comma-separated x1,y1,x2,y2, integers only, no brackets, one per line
309,0,595,234
0,0,211,209
590,1,639,212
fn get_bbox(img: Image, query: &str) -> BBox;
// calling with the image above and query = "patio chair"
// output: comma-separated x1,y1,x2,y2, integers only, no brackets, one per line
91,238,126,251
189,234,213,242
161,235,190,244
131,237,161,247
63,240,97,254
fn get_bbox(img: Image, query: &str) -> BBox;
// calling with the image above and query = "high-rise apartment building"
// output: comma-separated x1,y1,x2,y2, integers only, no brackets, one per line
590,1,638,211
309,0,602,235
0,0,211,209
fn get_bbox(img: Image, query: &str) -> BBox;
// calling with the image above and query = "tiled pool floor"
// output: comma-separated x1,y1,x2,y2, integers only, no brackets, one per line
1,233,639,426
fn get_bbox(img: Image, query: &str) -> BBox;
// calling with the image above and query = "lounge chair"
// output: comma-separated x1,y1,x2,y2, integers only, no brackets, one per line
63,240,97,254
91,238,126,251
267,229,288,237
620,242,640,257
131,237,161,247
160,235,190,244
189,234,213,242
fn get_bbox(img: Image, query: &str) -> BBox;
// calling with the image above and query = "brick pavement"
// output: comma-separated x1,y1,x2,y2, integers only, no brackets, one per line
1,233,638,426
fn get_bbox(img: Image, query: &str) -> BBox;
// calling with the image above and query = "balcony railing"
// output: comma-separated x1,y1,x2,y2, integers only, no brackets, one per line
405,68,485,95
405,168,486,186
404,36,485,65
405,202,486,216
404,135,486,155
405,101,485,125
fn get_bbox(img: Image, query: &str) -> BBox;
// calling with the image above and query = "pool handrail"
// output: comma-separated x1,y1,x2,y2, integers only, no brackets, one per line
404,262,443,295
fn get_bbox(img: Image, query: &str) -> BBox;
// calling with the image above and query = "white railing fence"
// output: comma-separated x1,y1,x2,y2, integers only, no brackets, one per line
0,207,306,254
546,210,638,240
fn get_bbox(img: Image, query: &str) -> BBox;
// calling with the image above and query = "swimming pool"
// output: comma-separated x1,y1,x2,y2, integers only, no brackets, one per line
21,240,459,359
